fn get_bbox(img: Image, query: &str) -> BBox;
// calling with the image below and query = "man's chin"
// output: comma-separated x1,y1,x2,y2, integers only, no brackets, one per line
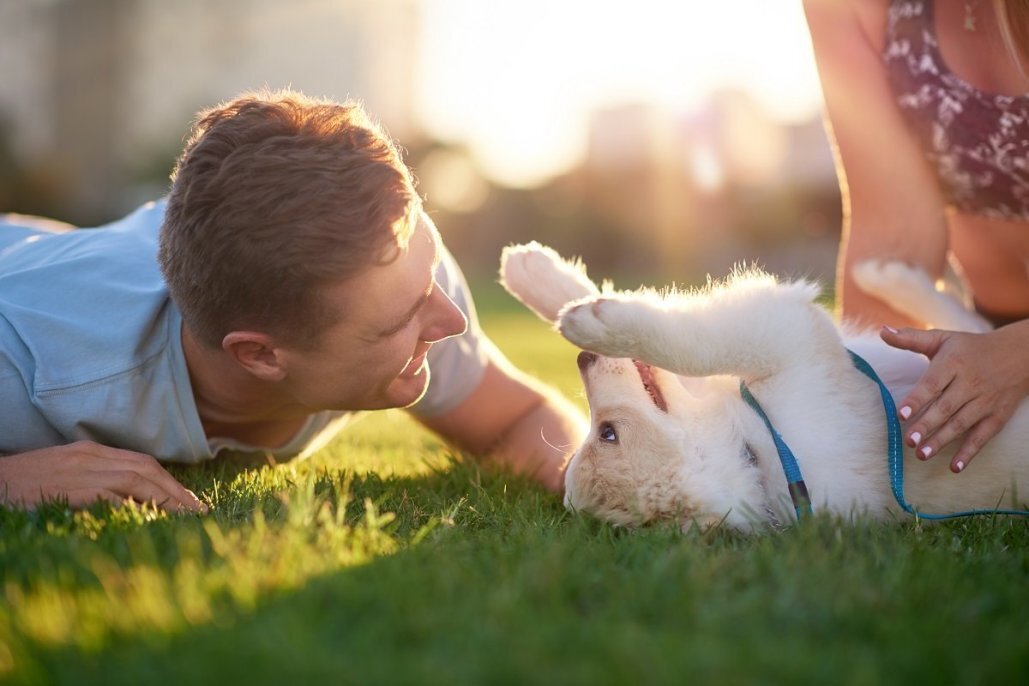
390,365,432,409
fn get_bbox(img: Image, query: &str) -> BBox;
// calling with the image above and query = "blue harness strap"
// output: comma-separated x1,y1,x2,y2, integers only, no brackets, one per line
740,349,1029,522
739,382,813,521
846,350,1029,520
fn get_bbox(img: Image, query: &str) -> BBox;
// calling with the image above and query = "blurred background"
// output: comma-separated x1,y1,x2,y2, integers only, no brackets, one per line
0,0,841,287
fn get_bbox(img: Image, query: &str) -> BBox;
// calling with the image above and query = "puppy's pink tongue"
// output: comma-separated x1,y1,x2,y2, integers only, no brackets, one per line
633,360,668,413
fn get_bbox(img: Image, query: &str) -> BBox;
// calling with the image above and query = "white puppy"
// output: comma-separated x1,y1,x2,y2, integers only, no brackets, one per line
500,244,1027,531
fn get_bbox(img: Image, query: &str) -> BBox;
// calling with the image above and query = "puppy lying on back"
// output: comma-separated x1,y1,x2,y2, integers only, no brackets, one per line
500,243,1025,530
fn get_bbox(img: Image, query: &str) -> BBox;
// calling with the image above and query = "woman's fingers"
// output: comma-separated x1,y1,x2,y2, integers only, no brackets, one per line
949,416,1006,473
909,395,979,460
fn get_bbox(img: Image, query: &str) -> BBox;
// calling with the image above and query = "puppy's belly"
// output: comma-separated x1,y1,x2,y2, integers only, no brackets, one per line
843,334,928,402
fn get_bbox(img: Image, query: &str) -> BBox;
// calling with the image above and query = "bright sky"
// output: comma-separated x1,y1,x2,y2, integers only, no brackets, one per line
416,0,823,187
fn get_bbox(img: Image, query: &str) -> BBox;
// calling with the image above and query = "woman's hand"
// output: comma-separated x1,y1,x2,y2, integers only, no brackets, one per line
881,320,1029,472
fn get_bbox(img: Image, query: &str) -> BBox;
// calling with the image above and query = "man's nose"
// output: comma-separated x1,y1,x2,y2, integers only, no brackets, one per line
422,286,468,343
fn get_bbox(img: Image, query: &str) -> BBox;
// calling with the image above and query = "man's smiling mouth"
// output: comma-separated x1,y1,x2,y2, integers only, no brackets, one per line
399,345,432,377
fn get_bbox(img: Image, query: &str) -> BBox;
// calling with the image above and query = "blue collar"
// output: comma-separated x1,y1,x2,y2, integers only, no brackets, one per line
741,349,1029,522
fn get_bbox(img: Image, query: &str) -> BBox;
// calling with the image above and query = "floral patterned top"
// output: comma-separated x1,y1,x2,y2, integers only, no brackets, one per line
884,0,1029,221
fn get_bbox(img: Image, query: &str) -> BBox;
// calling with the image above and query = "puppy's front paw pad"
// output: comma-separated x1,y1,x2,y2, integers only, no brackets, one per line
559,298,642,355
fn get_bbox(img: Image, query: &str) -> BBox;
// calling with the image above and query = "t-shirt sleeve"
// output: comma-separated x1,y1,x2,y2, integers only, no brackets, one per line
0,316,63,455
407,241,492,418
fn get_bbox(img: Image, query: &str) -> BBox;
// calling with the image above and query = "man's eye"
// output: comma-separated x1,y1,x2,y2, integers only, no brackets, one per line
598,422,618,444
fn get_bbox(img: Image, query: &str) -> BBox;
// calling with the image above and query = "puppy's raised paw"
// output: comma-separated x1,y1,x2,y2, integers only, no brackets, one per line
558,297,649,357
500,242,599,324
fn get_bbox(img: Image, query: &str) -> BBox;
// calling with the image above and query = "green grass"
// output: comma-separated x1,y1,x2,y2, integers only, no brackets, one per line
1,283,1027,685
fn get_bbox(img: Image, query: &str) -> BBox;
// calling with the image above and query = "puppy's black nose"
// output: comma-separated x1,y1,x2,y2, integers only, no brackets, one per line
577,351,597,370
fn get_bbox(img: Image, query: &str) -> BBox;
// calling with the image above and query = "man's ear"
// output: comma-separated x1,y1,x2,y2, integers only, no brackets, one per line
222,331,287,381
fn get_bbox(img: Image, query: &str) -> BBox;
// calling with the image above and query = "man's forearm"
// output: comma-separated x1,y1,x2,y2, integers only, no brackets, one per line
417,358,588,493
486,391,587,492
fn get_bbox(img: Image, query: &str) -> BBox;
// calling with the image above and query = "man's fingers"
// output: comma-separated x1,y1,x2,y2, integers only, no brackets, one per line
101,470,204,513
130,465,204,512
0,443,207,514
85,443,170,468
64,488,126,509
83,445,206,512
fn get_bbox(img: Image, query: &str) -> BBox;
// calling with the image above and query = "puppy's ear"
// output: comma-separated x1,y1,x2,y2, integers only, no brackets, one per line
500,242,601,324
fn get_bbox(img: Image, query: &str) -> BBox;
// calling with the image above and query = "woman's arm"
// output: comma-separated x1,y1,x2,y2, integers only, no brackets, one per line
804,0,949,328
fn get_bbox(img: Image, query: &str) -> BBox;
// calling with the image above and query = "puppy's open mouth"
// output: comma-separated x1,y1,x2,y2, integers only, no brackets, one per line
633,360,668,412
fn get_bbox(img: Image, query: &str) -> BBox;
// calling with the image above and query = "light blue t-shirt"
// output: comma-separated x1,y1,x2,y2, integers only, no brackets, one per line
0,201,489,462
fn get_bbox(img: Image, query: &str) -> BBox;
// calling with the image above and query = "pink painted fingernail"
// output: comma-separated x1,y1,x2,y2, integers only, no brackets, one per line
909,431,921,447
955,461,965,472
884,325,899,334
920,445,933,459
900,406,912,420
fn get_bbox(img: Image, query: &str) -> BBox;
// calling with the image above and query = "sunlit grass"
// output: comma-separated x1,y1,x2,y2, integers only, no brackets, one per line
0,283,1026,685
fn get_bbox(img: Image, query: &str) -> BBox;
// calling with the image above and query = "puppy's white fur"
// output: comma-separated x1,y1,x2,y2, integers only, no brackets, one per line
850,259,991,333
499,245,1028,531
500,242,602,321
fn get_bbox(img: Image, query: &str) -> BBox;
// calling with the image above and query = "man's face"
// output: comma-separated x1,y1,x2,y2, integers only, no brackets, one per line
280,213,468,412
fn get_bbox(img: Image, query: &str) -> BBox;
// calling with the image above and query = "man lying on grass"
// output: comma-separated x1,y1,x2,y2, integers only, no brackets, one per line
0,89,585,512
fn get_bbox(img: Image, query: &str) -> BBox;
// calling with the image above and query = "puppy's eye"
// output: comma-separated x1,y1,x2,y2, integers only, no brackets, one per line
598,422,618,444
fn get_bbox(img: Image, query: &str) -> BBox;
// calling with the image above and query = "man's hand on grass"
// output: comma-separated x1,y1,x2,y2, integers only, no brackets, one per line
0,441,207,512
